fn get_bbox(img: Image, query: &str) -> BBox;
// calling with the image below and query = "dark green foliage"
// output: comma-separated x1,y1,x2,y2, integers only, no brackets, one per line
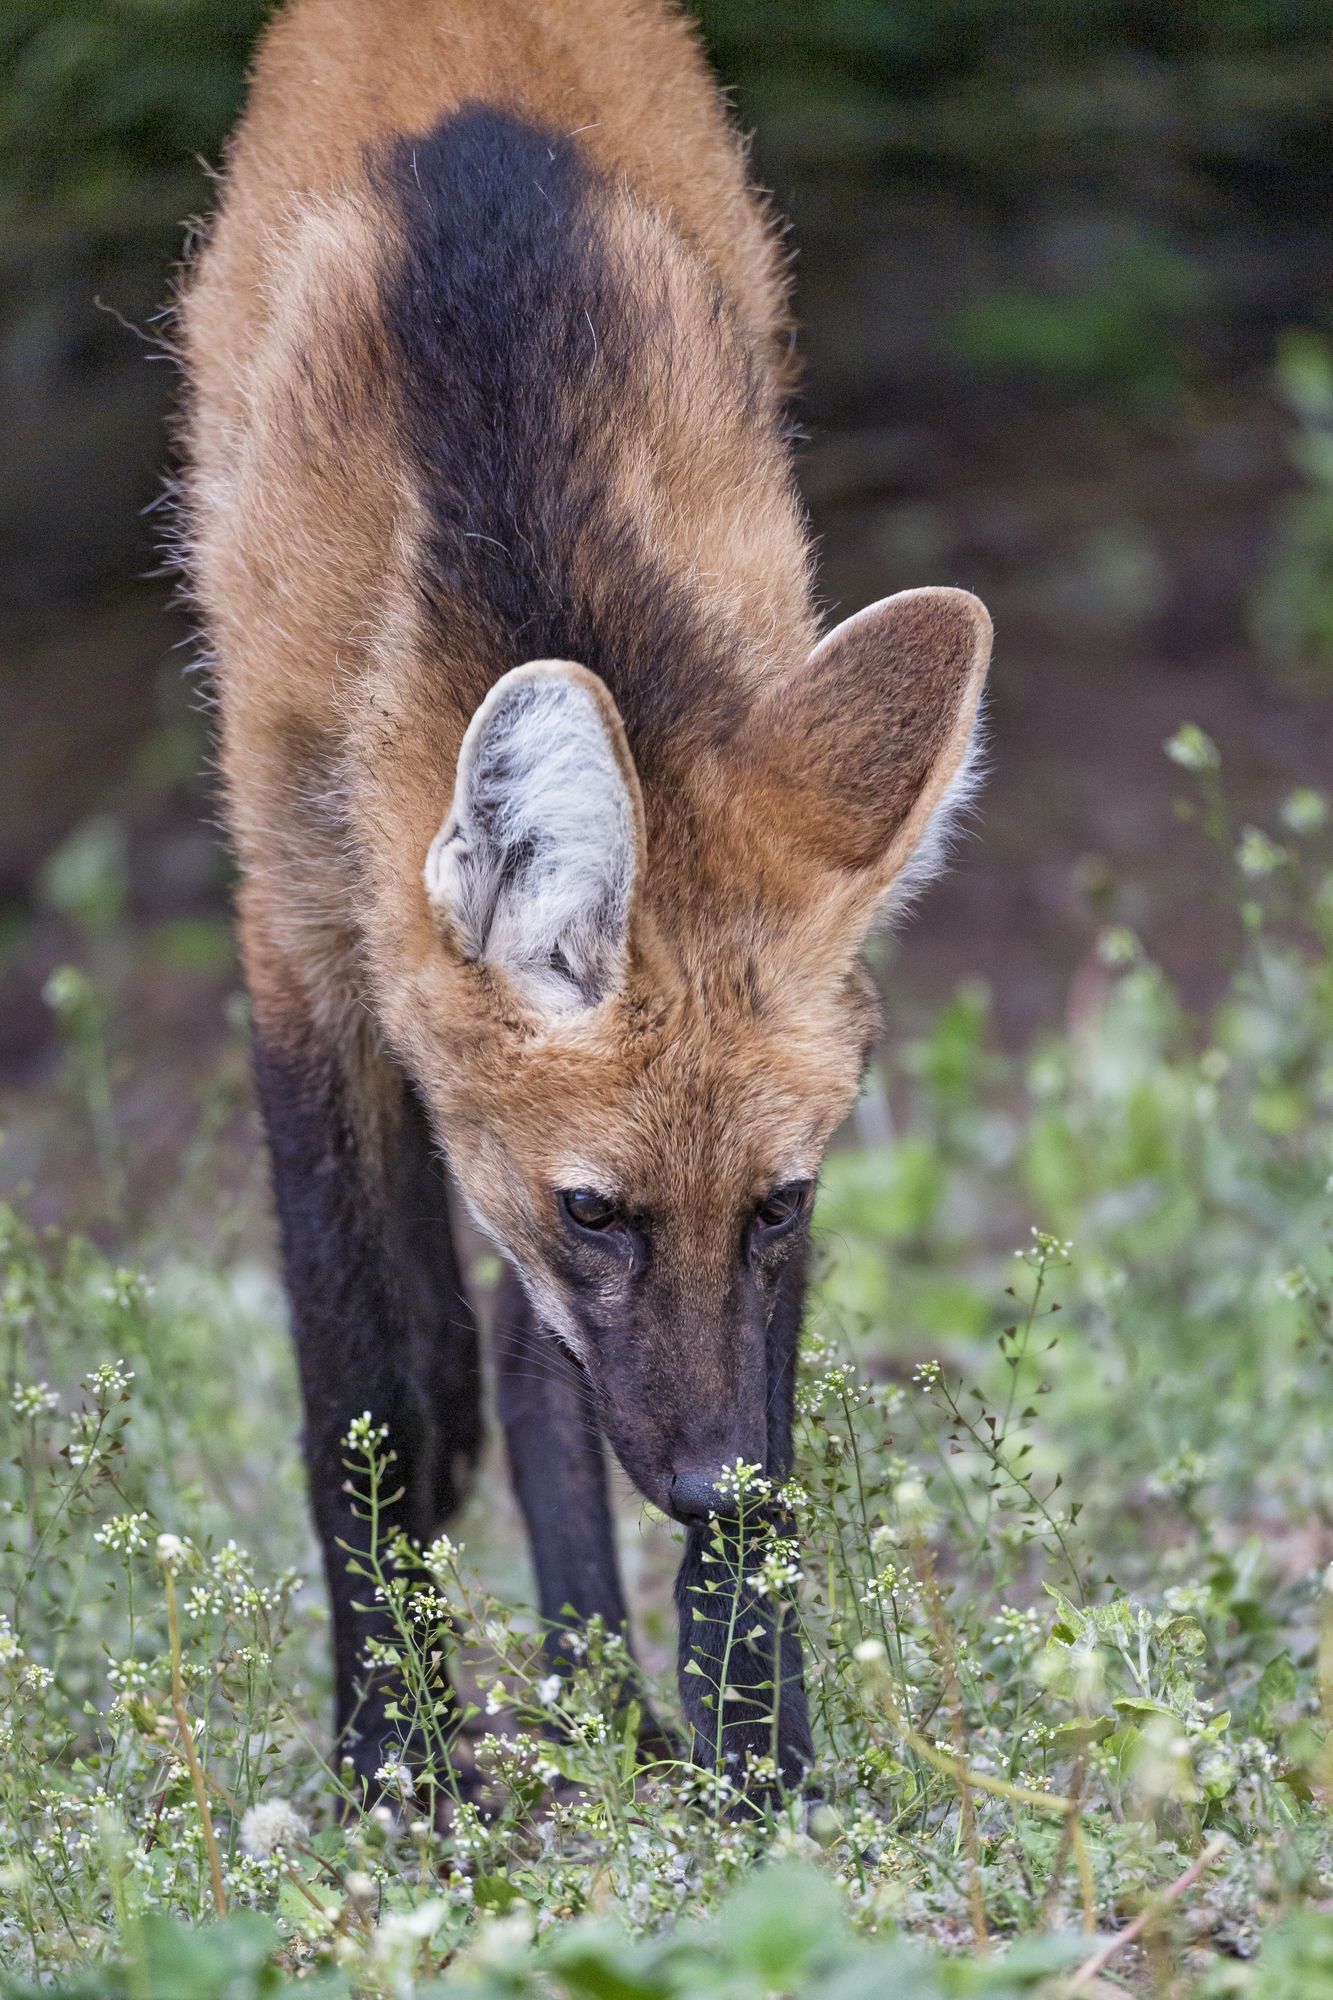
0,1,270,223
691,0,1333,154
953,242,1196,402
9,1,1333,224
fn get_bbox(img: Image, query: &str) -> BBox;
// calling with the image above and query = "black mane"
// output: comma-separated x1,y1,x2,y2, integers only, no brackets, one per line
375,104,762,778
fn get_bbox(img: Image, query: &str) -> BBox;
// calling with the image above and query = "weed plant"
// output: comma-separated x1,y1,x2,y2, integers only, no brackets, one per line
2,734,1333,1996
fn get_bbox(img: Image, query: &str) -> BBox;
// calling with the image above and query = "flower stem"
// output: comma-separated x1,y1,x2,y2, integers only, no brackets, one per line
163,1566,227,1918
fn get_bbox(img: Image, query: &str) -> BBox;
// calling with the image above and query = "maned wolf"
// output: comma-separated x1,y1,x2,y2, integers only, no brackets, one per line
180,0,991,1803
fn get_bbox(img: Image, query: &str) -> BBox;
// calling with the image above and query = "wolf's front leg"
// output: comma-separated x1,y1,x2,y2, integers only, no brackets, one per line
251,986,480,1804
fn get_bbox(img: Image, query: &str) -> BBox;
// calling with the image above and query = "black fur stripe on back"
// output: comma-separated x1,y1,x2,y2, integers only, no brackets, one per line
374,104,753,776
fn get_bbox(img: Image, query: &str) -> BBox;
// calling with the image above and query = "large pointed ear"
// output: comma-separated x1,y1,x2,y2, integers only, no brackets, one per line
424,661,644,1016
770,586,991,911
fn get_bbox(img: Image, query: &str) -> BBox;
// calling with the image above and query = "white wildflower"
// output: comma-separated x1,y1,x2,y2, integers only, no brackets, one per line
464,1904,534,1965
238,1797,308,1859
89,1359,134,1398
1281,787,1328,836
100,1271,154,1311
343,1412,389,1453
716,1459,770,1505
95,1511,150,1556
1096,925,1142,968
1236,825,1286,879
1164,723,1220,773
374,1759,414,1799
377,1899,451,1951
11,1381,59,1419
748,1549,802,1599
106,1656,155,1695
1016,1226,1074,1267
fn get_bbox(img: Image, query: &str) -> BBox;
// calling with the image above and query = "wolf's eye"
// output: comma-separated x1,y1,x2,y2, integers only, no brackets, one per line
560,1187,624,1234
754,1181,810,1234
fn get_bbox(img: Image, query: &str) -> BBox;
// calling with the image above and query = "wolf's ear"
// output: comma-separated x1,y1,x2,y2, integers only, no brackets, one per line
769,586,991,913
425,662,644,1015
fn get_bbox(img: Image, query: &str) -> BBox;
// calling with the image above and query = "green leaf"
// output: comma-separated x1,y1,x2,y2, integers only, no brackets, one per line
1258,1652,1299,1727
714,1863,844,1984
619,1698,643,1783
544,1926,674,2000
140,1913,282,1999
1162,1615,1206,1656
1049,1713,1116,1753
473,1873,523,1914
276,1877,339,1936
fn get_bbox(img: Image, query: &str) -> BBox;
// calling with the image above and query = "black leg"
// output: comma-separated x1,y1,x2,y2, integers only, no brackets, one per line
253,1029,481,1798
493,1268,630,1649
384,1079,484,1526
673,1244,812,1802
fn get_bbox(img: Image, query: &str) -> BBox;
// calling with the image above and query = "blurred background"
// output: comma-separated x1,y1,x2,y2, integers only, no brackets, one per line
4,0,1333,1217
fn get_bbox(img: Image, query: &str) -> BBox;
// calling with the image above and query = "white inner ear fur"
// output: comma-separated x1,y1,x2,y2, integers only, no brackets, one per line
876,703,988,926
818,586,992,929
424,661,640,1015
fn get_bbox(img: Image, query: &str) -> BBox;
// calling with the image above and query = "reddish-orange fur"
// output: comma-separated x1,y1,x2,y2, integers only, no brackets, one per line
180,0,991,1794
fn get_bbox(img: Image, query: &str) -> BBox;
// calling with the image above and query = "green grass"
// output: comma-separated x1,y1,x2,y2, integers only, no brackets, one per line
3,730,1333,1996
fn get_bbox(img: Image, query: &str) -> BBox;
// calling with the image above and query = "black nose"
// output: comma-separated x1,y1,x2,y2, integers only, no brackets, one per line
669,1468,737,1523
